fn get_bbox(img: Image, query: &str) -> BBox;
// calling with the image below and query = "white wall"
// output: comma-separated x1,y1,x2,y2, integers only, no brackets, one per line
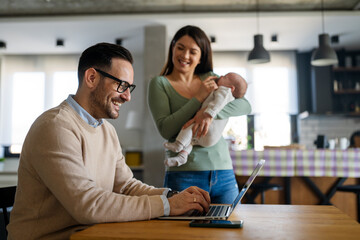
108,27,145,151
299,115,360,149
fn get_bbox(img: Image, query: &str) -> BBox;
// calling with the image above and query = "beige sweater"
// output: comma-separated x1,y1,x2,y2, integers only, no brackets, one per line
7,101,165,240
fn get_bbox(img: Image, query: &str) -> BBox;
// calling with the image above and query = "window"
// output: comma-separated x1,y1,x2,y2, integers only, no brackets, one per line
0,55,79,150
9,71,77,146
251,67,294,150
52,71,78,108
214,67,248,150
12,72,45,144
214,51,298,151
254,113,291,149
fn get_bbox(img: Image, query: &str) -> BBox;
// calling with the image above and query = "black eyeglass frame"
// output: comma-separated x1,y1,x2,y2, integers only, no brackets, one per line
94,68,136,93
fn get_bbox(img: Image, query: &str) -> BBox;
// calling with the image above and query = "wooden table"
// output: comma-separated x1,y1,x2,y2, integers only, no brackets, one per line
70,205,360,240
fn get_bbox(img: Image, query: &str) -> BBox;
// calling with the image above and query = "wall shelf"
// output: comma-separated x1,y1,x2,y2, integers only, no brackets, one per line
333,67,360,72
334,90,360,94
331,50,360,114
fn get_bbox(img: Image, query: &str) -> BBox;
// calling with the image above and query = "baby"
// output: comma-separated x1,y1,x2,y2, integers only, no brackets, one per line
164,72,248,167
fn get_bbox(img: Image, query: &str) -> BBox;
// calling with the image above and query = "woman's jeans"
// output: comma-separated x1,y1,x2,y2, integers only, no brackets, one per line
164,169,239,204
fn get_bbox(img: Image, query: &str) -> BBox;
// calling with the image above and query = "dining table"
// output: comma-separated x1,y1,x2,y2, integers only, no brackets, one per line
231,148,360,178
231,148,360,217
70,204,360,240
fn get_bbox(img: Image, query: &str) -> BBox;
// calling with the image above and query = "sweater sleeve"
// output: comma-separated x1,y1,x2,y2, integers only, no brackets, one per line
215,97,252,119
200,71,252,119
204,86,235,118
148,76,202,140
112,149,166,197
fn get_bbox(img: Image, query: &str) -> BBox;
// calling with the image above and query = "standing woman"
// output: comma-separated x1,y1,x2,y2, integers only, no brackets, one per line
148,25,251,204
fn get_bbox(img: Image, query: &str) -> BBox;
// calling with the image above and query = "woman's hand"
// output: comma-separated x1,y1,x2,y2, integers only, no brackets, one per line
195,76,218,103
183,109,213,138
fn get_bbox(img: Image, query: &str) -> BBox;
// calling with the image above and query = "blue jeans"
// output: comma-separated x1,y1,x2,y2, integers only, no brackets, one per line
164,170,239,204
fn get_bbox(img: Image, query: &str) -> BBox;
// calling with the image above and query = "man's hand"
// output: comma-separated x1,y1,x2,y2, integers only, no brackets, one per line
183,109,213,138
168,186,210,216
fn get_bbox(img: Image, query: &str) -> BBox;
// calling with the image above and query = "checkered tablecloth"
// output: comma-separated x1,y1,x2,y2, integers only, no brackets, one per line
231,149,296,176
296,149,360,177
231,149,360,177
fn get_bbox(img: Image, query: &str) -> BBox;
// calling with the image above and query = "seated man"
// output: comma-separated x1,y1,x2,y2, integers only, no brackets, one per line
7,43,210,240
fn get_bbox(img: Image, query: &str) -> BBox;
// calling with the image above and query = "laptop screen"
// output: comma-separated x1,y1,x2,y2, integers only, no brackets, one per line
230,159,265,209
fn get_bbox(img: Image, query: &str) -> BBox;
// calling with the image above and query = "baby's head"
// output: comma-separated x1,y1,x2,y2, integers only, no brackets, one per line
217,72,248,98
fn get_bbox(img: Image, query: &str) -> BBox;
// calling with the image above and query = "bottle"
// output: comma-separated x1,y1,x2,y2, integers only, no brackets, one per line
333,80,338,91
349,102,355,112
355,82,360,91
345,56,352,68
355,102,360,113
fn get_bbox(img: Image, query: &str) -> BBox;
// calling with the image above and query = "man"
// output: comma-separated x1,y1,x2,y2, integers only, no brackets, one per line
7,43,210,240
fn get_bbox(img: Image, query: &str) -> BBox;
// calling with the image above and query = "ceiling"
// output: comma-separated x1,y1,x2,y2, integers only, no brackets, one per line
1,0,360,16
0,0,359,54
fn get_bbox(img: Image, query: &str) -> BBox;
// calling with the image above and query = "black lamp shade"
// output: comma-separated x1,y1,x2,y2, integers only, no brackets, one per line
0,41,6,48
248,34,270,64
56,39,64,47
311,33,338,66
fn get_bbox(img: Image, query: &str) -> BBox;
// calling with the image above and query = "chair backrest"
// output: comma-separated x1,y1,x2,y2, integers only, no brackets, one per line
0,186,17,236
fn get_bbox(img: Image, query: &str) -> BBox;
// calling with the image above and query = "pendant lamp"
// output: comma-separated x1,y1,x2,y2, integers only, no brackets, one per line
248,0,270,64
311,0,338,66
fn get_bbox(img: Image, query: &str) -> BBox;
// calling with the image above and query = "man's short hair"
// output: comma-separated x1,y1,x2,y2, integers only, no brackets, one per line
77,42,133,84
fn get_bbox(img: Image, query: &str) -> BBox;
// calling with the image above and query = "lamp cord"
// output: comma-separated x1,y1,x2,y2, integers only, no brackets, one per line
256,0,259,34
321,0,325,33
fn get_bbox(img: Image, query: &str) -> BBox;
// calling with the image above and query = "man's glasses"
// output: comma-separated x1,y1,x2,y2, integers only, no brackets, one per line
94,68,136,93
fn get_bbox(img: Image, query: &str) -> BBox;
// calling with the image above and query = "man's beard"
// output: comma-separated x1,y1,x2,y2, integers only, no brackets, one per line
90,82,119,120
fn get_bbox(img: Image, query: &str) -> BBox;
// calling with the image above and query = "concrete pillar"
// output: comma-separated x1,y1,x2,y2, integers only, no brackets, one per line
143,25,167,187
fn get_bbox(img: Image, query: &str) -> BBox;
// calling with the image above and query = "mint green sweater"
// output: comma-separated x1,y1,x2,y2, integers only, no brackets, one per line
148,72,252,171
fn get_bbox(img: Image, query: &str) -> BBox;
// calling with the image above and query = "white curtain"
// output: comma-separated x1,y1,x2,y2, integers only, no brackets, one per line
0,54,79,145
213,50,298,114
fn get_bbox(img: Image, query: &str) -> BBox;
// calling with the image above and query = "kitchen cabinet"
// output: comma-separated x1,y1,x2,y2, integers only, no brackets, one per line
310,65,333,114
296,51,334,114
332,66,360,115
297,50,360,115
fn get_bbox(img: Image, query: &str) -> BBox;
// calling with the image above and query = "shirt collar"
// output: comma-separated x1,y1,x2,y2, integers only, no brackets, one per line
66,95,103,128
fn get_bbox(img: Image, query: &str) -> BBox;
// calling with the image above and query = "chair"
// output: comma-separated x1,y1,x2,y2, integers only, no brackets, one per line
247,177,283,204
0,186,17,237
336,185,360,222
250,182,283,204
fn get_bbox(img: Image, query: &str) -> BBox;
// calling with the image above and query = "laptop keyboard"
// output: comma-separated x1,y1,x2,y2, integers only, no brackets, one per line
192,205,228,217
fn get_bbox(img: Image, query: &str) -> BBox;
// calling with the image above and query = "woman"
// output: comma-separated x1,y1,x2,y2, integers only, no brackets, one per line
148,25,251,204
349,130,360,148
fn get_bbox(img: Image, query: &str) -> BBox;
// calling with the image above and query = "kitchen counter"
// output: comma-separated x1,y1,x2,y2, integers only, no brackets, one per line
0,158,19,187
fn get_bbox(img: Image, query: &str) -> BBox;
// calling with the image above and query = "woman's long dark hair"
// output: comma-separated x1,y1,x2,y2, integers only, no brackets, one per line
160,25,213,76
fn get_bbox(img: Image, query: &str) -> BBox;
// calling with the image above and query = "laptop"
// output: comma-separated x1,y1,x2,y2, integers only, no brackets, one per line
158,159,265,220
